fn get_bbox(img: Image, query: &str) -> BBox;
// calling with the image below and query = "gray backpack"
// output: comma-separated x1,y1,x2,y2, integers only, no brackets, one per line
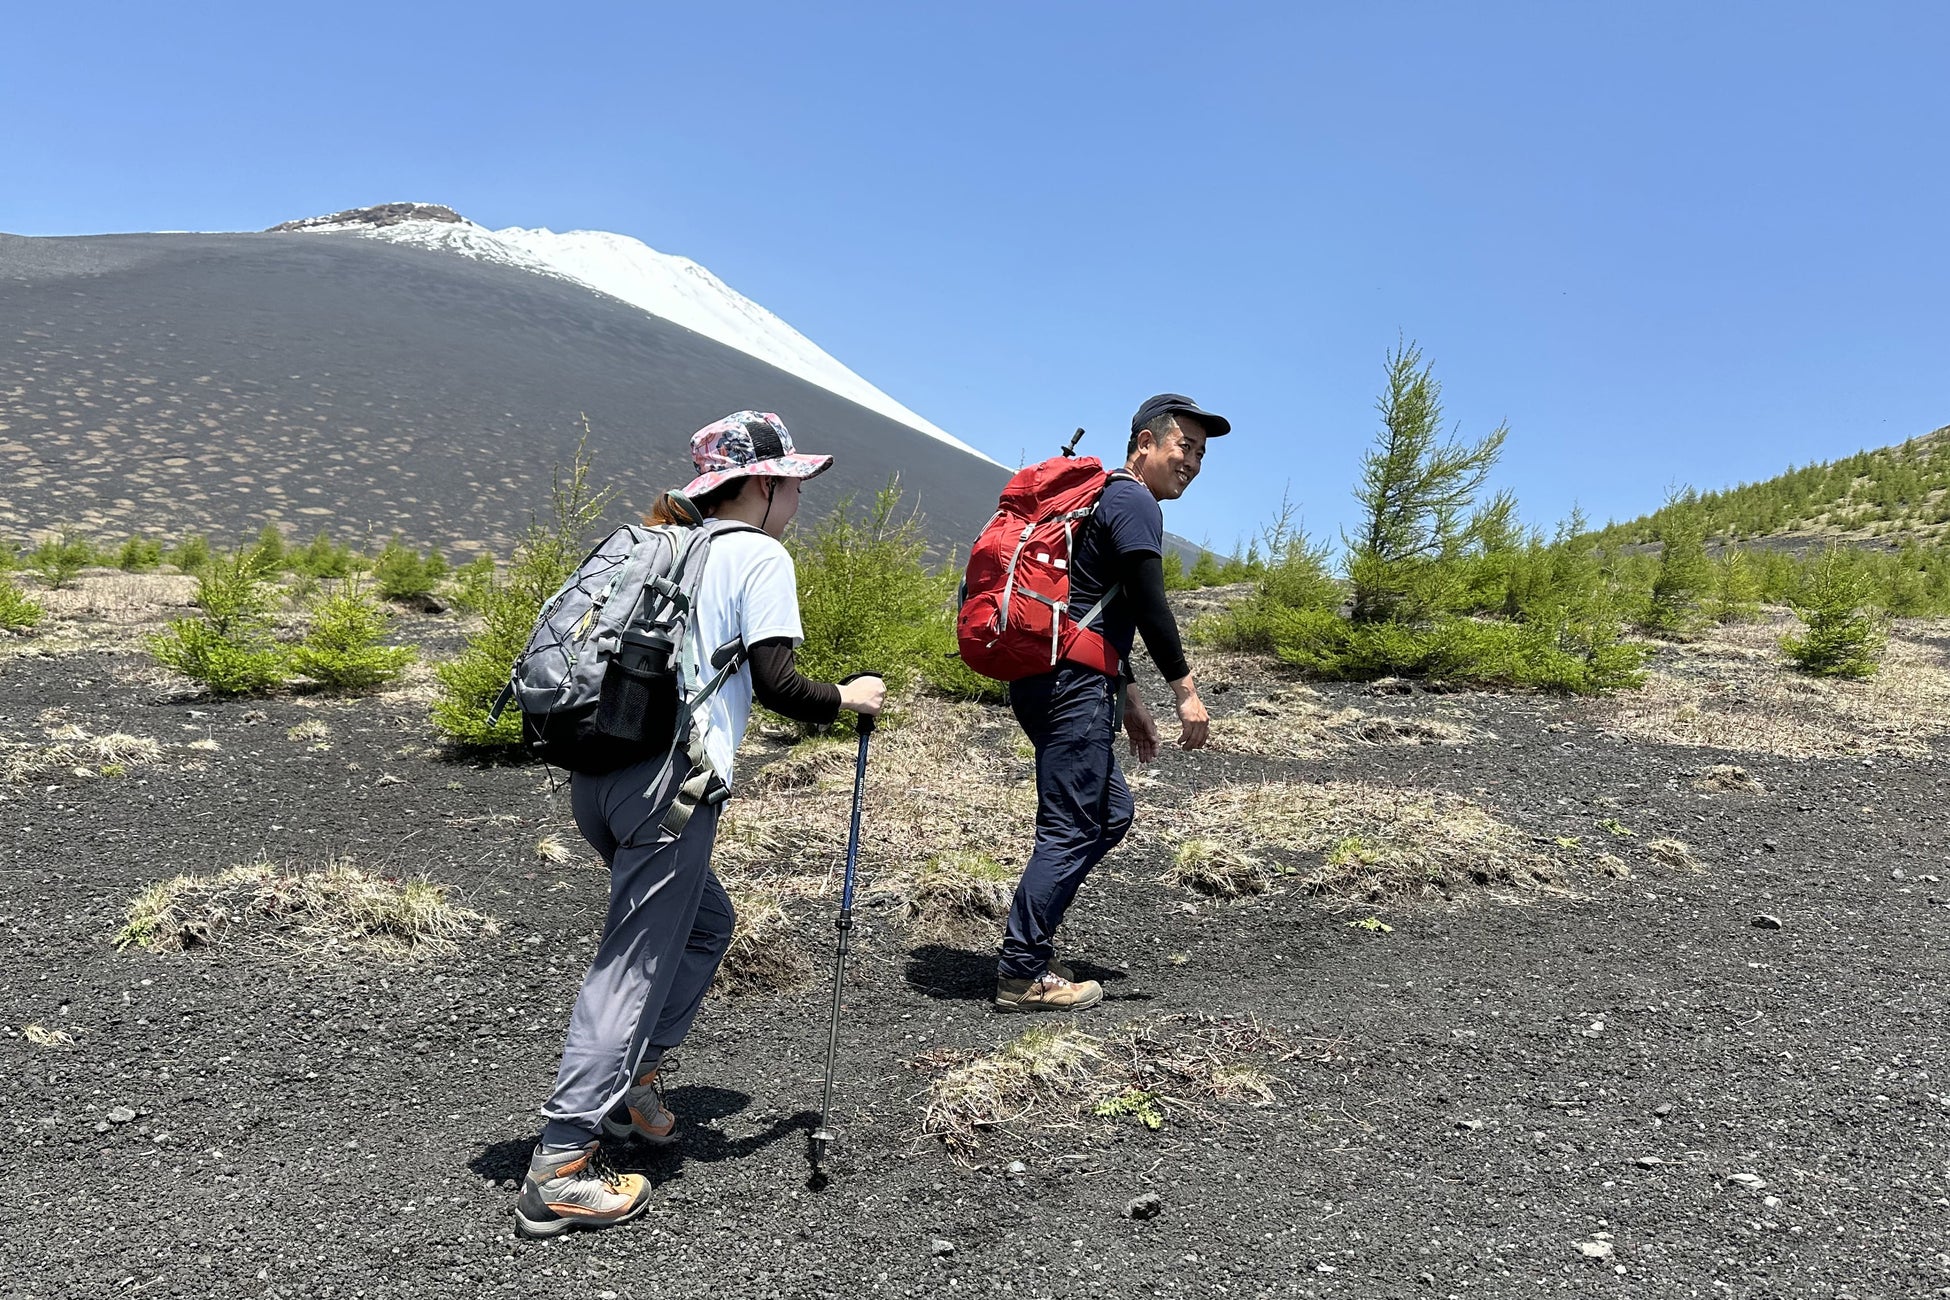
490,518,759,810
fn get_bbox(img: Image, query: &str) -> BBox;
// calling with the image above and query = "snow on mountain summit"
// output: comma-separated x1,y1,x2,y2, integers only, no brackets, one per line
274,205,993,464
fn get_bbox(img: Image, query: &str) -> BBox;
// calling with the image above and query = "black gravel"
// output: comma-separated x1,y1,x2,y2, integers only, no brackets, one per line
3,641,1948,1299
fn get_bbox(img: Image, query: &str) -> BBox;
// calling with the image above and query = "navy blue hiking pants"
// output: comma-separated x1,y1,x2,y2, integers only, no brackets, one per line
998,664,1134,980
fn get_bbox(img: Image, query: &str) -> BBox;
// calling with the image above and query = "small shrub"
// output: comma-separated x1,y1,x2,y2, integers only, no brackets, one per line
0,578,43,631
115,536,165,572
447,554,497,614
28,530,93,589
290,531,359,579
789,478,988,702
372,535,449,603
1782,548,1888,678
249,523,288,572
433,433,612,746
148,550,289,694
1640,505,1712,636
1193,501,1339,650
289,577,415,692
1708,546,1762,624
1213,605,1643,694
1345,341,1508,624
167,534,212,573
1094,1087,1165,1131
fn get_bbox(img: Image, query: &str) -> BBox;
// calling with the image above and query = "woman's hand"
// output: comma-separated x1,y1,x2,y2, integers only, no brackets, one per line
838,674,886,717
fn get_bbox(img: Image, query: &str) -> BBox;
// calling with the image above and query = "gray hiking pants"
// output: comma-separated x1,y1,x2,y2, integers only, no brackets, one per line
538,754,733,1144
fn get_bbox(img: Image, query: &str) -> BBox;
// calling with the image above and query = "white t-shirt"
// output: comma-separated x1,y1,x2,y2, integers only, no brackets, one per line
686,528,804,789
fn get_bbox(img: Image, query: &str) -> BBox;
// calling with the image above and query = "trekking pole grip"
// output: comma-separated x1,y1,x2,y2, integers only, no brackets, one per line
840,671,883,735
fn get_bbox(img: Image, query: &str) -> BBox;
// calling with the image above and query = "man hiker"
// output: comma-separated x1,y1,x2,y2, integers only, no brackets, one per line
994,393,1226,1012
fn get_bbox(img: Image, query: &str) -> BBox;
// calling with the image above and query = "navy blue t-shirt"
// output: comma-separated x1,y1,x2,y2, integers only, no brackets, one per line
1067,474,1162,663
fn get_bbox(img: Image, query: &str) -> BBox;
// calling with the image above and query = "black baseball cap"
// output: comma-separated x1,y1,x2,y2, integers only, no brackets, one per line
1131,393,1231,438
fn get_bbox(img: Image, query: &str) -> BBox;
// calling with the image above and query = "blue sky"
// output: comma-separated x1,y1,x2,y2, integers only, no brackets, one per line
5,2,1947,553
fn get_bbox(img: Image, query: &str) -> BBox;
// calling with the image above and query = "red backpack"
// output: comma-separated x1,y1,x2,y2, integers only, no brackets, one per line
957,448,1131,682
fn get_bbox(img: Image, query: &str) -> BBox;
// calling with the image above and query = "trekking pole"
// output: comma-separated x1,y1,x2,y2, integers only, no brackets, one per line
810,676,879,1170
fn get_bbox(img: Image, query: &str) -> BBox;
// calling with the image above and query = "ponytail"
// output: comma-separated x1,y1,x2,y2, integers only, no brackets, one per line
644,478,747,527
644,490,705,527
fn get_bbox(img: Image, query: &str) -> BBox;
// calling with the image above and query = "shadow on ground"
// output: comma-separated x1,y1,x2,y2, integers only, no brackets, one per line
902,943,1133,1002
467,1087,818,1190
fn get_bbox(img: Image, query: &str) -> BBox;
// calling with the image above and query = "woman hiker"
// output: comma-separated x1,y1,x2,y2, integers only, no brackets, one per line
516,412,885,1239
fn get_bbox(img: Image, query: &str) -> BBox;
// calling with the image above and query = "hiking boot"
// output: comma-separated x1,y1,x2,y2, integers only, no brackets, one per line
1047,956,1076,982
602,1059,678,1145
994,972,1104,1013
513,1141,650,1239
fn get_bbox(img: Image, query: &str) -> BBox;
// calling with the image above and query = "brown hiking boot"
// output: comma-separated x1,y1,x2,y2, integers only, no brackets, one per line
602,1059,677,1145
994,972,1104,1012
513,1141,650,1239
1047,956,1076,982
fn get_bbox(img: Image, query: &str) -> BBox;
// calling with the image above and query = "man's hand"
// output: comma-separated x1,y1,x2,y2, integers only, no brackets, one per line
1170,674,1209,750
1123,685,1161,763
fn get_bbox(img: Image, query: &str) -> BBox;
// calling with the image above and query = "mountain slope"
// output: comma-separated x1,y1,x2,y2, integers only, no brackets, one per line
272,204,994,465
0,227,1009,554
1599,424,1950,549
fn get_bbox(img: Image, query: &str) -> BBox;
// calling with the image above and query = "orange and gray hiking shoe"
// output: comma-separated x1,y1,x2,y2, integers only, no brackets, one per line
994,971,1104,1012
602,1059,678,1145
513,1140,650,1239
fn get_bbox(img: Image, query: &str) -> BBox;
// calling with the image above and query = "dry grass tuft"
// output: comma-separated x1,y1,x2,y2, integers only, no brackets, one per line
286,719,332,742
535,834,575,865
1108,1014,1290,1110
1162,838,1273,899
1354,715,1476,746
0,572,205,658
1588,615,1950,758
1213,684,1479,759
916,1013,1290,1160
1693,764,1765,795
23,1024,78,1048
1212,686,1365,760
112,860,484,956
1143,780,1568,905
713,885,814,996
1646,837,1702,870
920,1025,1107,1158
4,727,164,782
901,850,1016,943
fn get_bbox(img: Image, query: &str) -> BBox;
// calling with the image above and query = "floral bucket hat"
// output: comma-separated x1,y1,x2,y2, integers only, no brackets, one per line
682,411,834,498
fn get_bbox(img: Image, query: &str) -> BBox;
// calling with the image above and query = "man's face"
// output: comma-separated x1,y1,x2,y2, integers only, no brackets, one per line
1136,417,1208,501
